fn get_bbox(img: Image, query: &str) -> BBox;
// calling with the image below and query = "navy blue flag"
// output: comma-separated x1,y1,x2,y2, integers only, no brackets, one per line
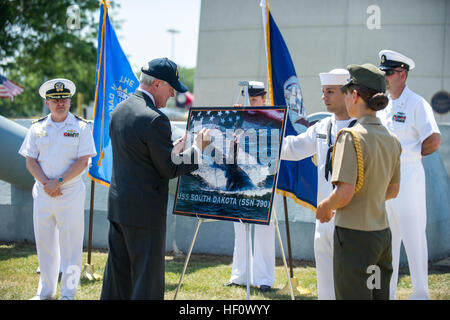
88,1,139,186
261,0,318,210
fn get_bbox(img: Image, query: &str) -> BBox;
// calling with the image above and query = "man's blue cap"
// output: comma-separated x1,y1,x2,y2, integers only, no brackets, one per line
141,57,188,93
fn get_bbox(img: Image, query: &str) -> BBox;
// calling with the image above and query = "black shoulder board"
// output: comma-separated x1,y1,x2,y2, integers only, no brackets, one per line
32,115,49,124
74,114,92,124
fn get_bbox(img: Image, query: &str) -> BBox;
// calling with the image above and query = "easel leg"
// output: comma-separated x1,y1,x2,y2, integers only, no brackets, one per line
174,218,203,300
273,209,295,300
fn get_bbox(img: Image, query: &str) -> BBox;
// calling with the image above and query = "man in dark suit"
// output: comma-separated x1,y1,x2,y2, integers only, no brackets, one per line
101,57,208,300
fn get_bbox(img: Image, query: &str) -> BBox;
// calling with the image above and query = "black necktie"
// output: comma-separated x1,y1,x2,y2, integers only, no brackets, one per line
324,119,357,182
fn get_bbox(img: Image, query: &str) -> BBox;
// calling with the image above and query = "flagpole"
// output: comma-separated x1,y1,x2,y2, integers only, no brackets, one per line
283,196,294,278
81,178,102,280
87,180,95,265
261,0,312,296
261,0,274,106
92,0,108,119
81,0,109,282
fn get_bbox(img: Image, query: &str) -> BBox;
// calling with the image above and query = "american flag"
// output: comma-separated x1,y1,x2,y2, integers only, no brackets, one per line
189,109,243,130
0,75,24,101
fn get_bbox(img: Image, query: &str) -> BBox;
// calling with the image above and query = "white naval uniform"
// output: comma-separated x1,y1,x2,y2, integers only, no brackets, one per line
19,113,96,299
378,86,440,300
280,115,356,300
229,221,275,287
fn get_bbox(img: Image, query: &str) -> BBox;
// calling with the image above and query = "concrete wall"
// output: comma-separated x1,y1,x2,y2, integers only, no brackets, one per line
1,119,449,266
194,0,450,123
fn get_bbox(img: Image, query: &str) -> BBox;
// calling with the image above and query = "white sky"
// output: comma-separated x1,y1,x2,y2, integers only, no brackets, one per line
110,0,202,71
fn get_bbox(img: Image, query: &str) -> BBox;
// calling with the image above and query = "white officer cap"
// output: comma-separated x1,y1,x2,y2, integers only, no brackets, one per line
378,49,415,71
248,81,266,97
39,78,76,99
319,68,350,86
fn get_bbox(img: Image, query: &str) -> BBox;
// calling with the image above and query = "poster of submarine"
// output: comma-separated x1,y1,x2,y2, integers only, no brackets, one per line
173,106,287,225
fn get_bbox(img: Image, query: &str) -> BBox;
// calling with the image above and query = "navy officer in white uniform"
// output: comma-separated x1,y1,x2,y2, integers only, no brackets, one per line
377,50,441,300
19,78,97,300
280,69,356,299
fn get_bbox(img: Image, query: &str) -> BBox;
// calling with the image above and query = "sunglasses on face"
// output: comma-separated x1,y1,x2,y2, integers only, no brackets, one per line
385,69,403,76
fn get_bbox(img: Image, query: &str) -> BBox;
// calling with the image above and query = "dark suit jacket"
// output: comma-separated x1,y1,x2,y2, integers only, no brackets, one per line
108,90,198,229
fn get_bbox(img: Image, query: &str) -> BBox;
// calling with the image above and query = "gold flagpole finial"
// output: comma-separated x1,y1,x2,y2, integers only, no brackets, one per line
99,0,110,8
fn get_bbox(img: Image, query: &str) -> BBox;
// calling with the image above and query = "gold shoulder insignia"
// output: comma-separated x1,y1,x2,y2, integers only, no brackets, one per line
74,114,92,124
332,128,365,193
32,115,49,124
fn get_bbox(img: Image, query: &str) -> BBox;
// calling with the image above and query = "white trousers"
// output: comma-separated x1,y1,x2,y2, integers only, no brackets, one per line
386,161,429,300
32,181,85,298
314,217,336,300
229,221,275,287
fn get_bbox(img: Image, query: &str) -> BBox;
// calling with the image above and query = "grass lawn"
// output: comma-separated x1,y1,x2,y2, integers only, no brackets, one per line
0,241,449,300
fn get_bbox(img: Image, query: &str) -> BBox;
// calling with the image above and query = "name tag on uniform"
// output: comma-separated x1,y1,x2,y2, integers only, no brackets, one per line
316,133,327,139
64,129,79,137
393,112,406,123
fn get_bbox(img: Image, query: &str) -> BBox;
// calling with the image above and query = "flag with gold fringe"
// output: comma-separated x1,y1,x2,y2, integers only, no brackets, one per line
261,0,318,210
89,0,139,186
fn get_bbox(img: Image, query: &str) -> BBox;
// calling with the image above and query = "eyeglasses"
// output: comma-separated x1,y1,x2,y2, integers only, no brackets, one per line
385,69,403,76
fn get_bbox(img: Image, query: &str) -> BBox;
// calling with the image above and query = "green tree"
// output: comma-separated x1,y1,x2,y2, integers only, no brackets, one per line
178,66,195,93
0,0,118,117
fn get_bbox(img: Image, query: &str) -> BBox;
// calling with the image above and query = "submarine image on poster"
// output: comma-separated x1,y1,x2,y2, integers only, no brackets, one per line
174,138,276,224
211,138,255,192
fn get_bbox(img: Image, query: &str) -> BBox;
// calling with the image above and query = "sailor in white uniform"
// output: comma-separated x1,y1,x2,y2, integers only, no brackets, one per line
377,50,441,300
19,78,97,300
280,69,356,299
225,81,275,292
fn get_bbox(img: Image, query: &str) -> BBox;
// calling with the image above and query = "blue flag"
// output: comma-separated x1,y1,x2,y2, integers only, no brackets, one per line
261,0,318,210
88,1,139,186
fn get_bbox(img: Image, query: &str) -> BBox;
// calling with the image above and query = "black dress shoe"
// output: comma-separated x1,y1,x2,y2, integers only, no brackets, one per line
259,285,271,292
223,281,238,287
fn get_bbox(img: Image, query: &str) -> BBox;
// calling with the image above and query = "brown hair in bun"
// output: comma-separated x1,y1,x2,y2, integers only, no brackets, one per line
367,92,389,111
347,84,389,111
